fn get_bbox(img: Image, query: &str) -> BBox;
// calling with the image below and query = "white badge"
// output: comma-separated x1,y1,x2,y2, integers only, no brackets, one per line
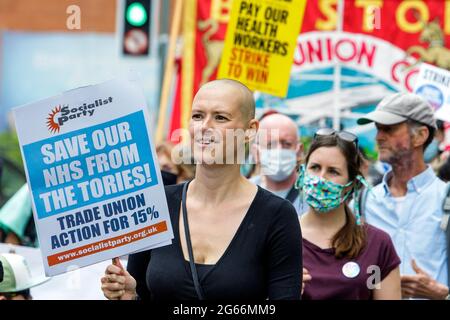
342,262,360,278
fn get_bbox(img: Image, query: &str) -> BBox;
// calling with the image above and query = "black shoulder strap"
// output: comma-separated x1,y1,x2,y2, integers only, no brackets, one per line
182,181,205,300
442,183,450,288
285,185,299,203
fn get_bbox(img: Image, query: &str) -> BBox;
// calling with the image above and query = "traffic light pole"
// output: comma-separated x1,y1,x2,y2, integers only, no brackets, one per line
156,0,183,143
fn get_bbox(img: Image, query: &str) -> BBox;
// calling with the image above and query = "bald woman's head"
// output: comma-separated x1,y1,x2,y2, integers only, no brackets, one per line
198,79,256,122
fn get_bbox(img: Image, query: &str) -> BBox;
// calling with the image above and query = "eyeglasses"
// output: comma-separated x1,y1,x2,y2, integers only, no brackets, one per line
314,128,359,149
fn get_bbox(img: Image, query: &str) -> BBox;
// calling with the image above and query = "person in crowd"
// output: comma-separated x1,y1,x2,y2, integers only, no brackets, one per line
438,157,450,182
239,109,282,179
426,120,448,171
101,79,302,300
156,142,195,185
358,148,384,187
0,252,49,300
250,113,304,213
357,92,450,300
298,128,401,299
0,184,36,247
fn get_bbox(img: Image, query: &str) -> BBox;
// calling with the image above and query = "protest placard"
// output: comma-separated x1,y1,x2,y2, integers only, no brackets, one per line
414,63,450,123
13,78,174,276
217,0,306,97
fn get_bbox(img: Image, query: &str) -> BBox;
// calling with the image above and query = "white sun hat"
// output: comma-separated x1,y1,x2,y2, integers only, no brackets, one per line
0,253,50,293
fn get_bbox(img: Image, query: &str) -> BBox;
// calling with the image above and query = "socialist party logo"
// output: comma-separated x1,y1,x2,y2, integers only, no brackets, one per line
46,97,113,134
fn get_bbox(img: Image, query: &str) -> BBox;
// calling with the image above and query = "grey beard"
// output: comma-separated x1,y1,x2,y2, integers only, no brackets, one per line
385,147,415,169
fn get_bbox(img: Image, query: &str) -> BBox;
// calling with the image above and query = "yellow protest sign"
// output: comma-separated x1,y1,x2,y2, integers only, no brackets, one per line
218,0,307,97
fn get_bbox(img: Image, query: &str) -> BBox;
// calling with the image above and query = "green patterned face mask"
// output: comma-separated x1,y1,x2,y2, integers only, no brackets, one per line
296,165,369,224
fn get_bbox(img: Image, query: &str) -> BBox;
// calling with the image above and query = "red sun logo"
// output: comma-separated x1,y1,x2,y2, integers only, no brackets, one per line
46,105,61,133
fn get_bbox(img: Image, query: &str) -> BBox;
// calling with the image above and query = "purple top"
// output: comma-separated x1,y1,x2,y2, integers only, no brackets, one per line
302,224,400,300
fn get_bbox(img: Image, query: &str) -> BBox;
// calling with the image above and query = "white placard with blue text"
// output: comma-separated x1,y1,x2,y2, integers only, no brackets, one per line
13,78,174,276
413,63,450,122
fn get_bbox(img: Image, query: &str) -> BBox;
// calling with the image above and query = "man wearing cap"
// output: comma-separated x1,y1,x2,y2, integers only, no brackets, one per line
0,253,49,300
357,92,449,300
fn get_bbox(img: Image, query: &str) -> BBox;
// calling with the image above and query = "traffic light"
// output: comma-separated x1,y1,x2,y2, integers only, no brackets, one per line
121,0,151,57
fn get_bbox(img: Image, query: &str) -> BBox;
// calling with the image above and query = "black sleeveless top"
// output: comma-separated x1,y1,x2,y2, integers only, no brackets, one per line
127,184,302,301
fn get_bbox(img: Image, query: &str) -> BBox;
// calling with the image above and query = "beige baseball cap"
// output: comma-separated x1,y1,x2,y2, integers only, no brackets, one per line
0,253,49,293
357,92,437,129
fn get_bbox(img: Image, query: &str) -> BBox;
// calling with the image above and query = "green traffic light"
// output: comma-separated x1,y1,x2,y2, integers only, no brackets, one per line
126,2,148,27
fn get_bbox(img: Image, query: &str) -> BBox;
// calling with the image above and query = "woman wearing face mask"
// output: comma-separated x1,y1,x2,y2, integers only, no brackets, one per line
298,129,401,300
101,79,302,300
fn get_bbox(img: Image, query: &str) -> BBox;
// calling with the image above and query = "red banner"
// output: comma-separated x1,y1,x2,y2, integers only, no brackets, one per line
300,0,450,51
168,0,230,142
166,0,450,140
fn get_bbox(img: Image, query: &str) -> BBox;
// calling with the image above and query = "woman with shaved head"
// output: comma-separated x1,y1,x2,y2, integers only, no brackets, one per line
101,79,302,300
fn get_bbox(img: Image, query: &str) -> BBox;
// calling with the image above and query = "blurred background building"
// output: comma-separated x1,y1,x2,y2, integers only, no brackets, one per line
0,0,175,204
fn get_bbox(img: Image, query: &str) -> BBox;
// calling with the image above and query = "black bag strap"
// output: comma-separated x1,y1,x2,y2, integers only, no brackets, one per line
182,181,205,300
285,185,299,204
442,182,450,288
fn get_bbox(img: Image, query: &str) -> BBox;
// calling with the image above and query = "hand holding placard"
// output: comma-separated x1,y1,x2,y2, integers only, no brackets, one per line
101,257,137,300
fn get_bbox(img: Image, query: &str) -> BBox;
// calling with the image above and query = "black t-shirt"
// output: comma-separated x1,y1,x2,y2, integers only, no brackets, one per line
127,183,302,301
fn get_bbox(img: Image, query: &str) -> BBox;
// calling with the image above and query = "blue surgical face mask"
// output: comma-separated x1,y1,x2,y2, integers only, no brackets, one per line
260,148,297,182
424,139,440,163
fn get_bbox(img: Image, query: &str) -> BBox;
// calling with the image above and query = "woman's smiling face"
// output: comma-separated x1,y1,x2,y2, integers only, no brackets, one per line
189,83,252,165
